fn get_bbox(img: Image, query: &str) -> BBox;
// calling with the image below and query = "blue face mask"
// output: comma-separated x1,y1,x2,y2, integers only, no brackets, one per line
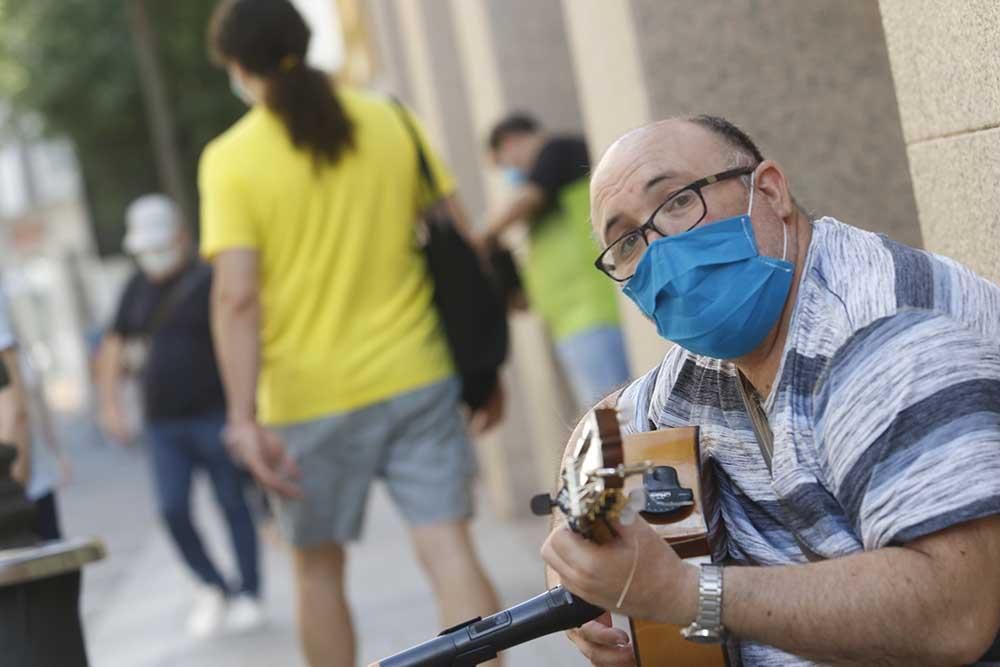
622,177,794,359
502,167,526,187
229,71,256,107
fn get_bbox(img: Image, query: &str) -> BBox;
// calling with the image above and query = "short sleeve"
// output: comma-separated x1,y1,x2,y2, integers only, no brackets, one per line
0,287,15,350
527,137,590,201
814,310,1000,550
110,273,142,337
198,142,259,259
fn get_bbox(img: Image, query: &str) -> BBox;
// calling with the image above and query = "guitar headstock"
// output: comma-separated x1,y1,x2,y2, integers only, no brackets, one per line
534,408,651,544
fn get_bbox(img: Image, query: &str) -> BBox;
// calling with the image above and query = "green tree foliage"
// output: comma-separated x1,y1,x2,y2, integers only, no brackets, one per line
0,0,243,254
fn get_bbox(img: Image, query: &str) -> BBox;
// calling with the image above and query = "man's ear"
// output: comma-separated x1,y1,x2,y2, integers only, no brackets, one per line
754,159,794,220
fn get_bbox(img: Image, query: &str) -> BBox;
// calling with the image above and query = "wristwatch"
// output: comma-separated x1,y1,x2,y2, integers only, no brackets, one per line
681,564,727,644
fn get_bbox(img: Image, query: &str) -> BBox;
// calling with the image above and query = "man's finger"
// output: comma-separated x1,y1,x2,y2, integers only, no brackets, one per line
568,627,635,667
541,531,580,586
545,526,603,578
278,449,301,480
592,611,614,628
263,429,301,480
249,457,302,499
578,619,631,648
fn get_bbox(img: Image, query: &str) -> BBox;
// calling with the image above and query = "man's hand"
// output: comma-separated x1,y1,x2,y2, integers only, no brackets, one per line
469,382,505,435
100,405,135,445
541,517,698,626
224,421,302,499
10,447,29,486
566,613,636,667
469,229,496,260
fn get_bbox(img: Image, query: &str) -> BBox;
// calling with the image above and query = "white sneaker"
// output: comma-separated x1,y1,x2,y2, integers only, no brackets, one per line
227,594,266,633
187,585,228,639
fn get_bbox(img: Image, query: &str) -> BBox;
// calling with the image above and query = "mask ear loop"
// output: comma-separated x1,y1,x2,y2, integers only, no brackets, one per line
781,216,788,262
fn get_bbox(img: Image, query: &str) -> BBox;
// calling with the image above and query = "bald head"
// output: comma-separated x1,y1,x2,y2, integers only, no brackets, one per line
591,117,776,246
591,115,803,290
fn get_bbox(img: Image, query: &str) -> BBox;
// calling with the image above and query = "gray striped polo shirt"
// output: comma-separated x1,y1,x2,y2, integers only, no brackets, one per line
618,217,1000,665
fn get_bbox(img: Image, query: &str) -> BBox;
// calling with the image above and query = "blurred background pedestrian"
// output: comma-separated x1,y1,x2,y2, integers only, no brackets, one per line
201,1,502,665
96,193,262,639
482,114,630,411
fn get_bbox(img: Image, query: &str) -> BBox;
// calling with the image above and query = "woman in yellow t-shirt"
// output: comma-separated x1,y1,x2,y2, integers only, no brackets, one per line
200,2,500,663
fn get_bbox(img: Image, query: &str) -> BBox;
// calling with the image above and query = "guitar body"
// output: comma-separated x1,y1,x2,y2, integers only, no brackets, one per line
620,427,725,666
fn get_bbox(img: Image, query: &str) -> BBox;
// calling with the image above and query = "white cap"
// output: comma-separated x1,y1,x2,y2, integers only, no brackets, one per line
123,194,182,254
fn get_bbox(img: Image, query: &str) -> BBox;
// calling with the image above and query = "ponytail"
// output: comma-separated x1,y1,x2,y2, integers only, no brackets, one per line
266,59,354,165
210,0,354,166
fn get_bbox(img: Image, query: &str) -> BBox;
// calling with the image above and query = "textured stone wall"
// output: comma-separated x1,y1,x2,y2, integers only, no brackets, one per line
629,0,922,248
416,1,488,218
484,0,584,134
880,0,1000,283
367,0,413,103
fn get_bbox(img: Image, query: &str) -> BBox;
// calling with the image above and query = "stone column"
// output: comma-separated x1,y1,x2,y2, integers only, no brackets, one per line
448,0,584,509
561,0,670,376
367,0,413,102
880,0,1000,283
374,0,582,516
563,0,922,377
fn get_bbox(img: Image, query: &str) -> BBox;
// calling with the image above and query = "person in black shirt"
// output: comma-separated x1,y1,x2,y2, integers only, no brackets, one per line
96,194,261,638
481,113,630,410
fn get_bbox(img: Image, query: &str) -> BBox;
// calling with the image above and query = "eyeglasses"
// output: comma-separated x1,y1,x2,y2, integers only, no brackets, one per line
594,166,756,281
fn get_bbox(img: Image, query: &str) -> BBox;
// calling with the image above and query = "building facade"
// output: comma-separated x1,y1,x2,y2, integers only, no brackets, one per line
353,0,997,515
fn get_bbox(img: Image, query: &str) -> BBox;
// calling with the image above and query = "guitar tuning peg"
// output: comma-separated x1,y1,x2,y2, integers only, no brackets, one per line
530,493,556,516
618,488,648,526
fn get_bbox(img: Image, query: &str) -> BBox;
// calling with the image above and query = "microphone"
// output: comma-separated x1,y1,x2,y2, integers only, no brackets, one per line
368,586,605,667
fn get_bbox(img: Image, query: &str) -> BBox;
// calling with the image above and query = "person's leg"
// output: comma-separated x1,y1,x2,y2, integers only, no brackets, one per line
555,325,632,411
191,413,260,597
270,410,384,666
382,378,501,629
292,542,354,667
408,520,500,629
147,419,228,592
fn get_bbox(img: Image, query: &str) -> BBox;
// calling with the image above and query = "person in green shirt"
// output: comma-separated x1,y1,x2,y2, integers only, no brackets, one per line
481,113,630,410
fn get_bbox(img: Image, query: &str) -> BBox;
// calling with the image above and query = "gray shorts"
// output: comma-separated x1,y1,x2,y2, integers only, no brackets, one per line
270,378,477,547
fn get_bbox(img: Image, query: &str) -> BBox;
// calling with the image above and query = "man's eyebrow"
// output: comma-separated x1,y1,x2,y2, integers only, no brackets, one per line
600,214,623,245
643,171,681,192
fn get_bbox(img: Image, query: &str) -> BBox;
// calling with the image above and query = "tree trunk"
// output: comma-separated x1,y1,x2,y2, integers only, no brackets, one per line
124,0,192,229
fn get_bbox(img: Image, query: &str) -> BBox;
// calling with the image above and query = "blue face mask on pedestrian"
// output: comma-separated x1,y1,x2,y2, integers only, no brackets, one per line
502,167,526,187
622,173,794,360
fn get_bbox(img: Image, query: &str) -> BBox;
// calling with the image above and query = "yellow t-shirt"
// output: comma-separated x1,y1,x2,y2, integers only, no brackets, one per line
199,87,455,425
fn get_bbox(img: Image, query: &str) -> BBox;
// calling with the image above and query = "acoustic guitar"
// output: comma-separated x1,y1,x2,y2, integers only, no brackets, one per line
538,407,726,666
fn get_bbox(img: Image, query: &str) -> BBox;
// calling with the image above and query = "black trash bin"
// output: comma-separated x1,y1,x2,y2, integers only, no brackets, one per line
0,444,105,667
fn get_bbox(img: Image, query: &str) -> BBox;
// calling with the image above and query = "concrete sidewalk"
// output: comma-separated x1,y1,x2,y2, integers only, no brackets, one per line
71,446,584,666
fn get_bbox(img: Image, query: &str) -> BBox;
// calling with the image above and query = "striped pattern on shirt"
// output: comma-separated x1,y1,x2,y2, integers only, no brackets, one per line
618,217,1000,666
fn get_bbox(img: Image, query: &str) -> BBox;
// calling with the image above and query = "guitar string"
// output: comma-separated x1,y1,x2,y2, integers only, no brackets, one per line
615,533,640,609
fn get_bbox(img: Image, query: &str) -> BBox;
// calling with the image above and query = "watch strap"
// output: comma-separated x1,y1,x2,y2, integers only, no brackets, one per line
681,564,726,643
